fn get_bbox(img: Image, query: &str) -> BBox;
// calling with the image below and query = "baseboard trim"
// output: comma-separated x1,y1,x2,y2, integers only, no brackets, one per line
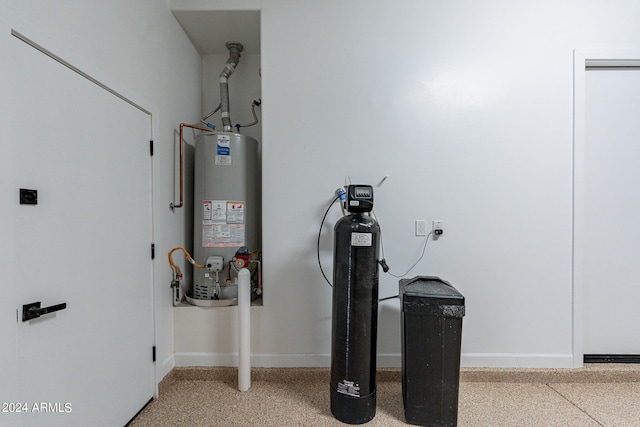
174,352,576,369
461,353,576,368
157,354,175,383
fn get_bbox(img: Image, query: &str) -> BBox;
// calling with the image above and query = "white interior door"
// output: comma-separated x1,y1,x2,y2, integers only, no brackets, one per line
583,67,640,356
12,35,154,426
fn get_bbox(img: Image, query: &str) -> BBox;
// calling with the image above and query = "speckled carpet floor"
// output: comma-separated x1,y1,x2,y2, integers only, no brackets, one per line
129,364,640,426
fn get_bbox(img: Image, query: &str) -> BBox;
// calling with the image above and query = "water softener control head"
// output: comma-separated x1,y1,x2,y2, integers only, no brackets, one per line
346,185,374,214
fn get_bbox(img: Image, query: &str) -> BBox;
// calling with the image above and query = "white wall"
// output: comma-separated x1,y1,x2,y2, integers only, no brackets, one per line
2,0,201,388
173,0,640,368
0,0,18,405
6,0,640,380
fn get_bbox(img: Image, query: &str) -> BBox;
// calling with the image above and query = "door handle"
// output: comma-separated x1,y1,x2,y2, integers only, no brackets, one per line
22,301,67,322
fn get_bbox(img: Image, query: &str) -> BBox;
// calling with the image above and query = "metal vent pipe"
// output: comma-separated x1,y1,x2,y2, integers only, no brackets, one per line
220,42,244,132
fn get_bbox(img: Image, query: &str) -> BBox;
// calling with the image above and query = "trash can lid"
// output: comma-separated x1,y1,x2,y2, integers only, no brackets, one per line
399,276,465,316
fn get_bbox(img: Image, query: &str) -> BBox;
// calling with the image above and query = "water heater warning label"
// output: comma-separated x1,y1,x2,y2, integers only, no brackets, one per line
215,135,231,165
204,200,226,223
202,200,245,247
226,202,245,224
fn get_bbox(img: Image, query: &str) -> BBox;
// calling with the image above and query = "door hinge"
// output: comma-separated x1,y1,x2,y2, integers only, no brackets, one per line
151,243,155,260
150,140,154,156
152,346,156,362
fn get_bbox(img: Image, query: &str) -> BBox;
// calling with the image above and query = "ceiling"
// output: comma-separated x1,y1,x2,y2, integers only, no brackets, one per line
172,10,261,55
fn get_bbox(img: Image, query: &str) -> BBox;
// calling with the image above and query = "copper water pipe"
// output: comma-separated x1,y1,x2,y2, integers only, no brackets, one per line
170,123,215,210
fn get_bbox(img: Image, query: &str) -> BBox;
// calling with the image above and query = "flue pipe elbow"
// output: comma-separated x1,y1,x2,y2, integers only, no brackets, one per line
220,42,244,132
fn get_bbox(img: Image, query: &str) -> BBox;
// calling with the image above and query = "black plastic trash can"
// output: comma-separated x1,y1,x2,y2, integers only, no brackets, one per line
400,276,465,427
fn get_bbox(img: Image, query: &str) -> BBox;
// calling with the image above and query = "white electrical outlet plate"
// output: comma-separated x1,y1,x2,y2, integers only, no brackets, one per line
415,220,427,236
433,220,444,235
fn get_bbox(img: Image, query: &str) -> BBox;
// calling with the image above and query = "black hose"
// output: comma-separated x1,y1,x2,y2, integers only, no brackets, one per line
317,194,341,287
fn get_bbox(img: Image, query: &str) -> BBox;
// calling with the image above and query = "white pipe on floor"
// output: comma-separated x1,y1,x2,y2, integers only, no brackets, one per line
238,268,251,391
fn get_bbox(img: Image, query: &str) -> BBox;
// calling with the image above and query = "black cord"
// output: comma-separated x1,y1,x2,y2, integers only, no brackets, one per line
317,194,341,287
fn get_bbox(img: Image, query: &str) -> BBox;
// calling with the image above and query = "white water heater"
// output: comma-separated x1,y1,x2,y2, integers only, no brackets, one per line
192,131,260,303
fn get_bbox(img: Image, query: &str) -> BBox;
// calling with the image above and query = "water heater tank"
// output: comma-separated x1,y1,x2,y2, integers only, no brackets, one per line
193,132,260,303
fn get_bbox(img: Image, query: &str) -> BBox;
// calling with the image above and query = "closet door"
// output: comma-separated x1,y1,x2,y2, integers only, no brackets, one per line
583,67,640,358
12,34,154,426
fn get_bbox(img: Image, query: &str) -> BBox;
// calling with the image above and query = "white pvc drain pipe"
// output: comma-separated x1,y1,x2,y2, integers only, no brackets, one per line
238,268,251,391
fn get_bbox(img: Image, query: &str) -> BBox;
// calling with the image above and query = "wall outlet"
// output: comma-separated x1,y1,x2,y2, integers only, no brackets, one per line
415,220,427,236
433,220,444,236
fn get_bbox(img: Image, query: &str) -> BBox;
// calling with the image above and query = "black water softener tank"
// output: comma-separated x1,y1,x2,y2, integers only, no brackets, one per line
330,185,380,424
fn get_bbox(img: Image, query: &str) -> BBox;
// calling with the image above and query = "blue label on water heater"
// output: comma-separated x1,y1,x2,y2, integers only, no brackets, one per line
216,135,231,165
217,141,230,155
